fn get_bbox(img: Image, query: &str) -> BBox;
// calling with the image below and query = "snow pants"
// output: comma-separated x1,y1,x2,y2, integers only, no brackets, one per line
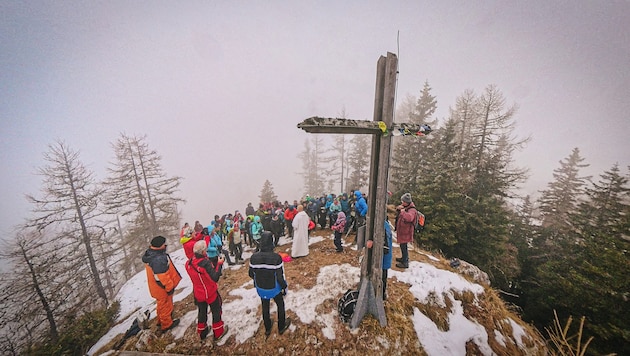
156,294,174,330
197,293,223,338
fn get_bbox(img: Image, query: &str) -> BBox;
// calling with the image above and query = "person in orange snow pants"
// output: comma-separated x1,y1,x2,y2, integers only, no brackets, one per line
142,235,182,331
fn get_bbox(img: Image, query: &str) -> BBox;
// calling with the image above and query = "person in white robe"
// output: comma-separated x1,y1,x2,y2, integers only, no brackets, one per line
291,205,310,258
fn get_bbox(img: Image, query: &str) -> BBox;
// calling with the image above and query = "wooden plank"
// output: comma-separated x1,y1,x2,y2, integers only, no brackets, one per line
297,117,431,136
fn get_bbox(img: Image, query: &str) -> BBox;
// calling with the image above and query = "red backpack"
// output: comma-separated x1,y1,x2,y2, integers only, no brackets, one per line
415,211,425,232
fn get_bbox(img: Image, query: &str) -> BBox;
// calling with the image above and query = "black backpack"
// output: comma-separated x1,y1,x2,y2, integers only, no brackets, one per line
338,289,359,323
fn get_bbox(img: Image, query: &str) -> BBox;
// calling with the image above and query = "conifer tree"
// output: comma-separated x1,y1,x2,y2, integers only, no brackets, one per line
526,164,630,355
25,140,109,306
298,136,327,196
345,134,370,192
390,81,437,195
259,179,278,203
538,147,590,233
412,86,525,288
0,230,70,350
104,133,183,273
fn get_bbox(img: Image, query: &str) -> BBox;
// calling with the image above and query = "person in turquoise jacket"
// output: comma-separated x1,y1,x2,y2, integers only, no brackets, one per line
250,215,264,251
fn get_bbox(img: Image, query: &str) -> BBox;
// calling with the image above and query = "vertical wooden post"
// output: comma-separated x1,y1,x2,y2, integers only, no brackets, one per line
351,52,397,328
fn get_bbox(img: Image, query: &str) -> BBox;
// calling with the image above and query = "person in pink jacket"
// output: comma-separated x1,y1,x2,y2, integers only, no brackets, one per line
395,193,417,269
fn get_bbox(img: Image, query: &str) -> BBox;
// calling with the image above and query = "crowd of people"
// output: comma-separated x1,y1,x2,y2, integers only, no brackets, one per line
141,190,419,343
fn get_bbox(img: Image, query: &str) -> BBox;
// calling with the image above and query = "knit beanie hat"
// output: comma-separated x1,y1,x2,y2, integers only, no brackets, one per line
401,193,412,204
151,235,166,248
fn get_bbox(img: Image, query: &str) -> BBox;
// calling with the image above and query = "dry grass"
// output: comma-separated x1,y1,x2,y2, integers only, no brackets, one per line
96,227,547,356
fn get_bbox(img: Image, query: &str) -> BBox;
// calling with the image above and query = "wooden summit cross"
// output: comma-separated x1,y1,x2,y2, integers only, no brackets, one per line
297,52,431,328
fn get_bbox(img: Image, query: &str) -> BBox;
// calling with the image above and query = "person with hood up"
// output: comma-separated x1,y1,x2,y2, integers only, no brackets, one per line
395,193,417,269
142,236,182,333
249,231,291,336
354,190,368,227
331,211,346,253
250,215,264,251
186,240,228,340
291,205,310,258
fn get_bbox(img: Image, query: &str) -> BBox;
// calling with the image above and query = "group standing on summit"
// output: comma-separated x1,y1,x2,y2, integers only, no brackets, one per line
141,190,421,343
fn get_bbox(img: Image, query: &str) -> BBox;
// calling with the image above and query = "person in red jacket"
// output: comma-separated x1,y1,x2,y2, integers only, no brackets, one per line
182,227,205,260
284,205,298,238
142,236,182,332
185,240,228,340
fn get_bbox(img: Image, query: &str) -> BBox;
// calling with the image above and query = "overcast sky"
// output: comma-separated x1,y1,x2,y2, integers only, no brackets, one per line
1,1,629,240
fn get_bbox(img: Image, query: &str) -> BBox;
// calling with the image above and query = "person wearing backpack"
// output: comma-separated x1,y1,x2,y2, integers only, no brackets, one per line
395,193,417,269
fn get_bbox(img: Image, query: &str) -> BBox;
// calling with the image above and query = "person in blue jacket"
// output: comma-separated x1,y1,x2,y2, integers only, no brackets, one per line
249,232,292,336
354,190,368,227
366,219,393,300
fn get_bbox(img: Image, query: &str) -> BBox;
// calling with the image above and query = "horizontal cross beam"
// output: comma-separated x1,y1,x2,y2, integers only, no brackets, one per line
297,116,431,136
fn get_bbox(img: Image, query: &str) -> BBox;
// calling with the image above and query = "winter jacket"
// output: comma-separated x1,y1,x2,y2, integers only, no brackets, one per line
251,216,263,241
395,202,417,244
340,196,350,213
383,220,393,269
331,211,346,233
284,206,297,222
186,254,222,303
329,201,342,214
249,232,288,299
183,231,203,259
354,191,368,217
142,247,182,298
270,216,283,238
206,230,223,258
325,195,333,210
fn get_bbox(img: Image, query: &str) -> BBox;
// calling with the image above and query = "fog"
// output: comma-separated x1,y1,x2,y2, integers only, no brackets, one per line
1,1,629,240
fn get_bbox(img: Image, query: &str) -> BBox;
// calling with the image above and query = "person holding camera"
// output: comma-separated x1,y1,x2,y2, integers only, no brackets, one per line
186,240,228,340
249,231,291,337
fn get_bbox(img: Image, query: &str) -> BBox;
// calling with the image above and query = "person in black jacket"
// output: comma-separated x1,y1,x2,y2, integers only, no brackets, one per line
248,231,291,336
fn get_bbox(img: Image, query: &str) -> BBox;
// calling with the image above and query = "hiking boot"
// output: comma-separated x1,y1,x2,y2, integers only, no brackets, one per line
162,318,180,332
396,257,404,263
215,325,229,341
200,327,209,340
265,328,271,337
279,318,292,335
396,262,408,269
